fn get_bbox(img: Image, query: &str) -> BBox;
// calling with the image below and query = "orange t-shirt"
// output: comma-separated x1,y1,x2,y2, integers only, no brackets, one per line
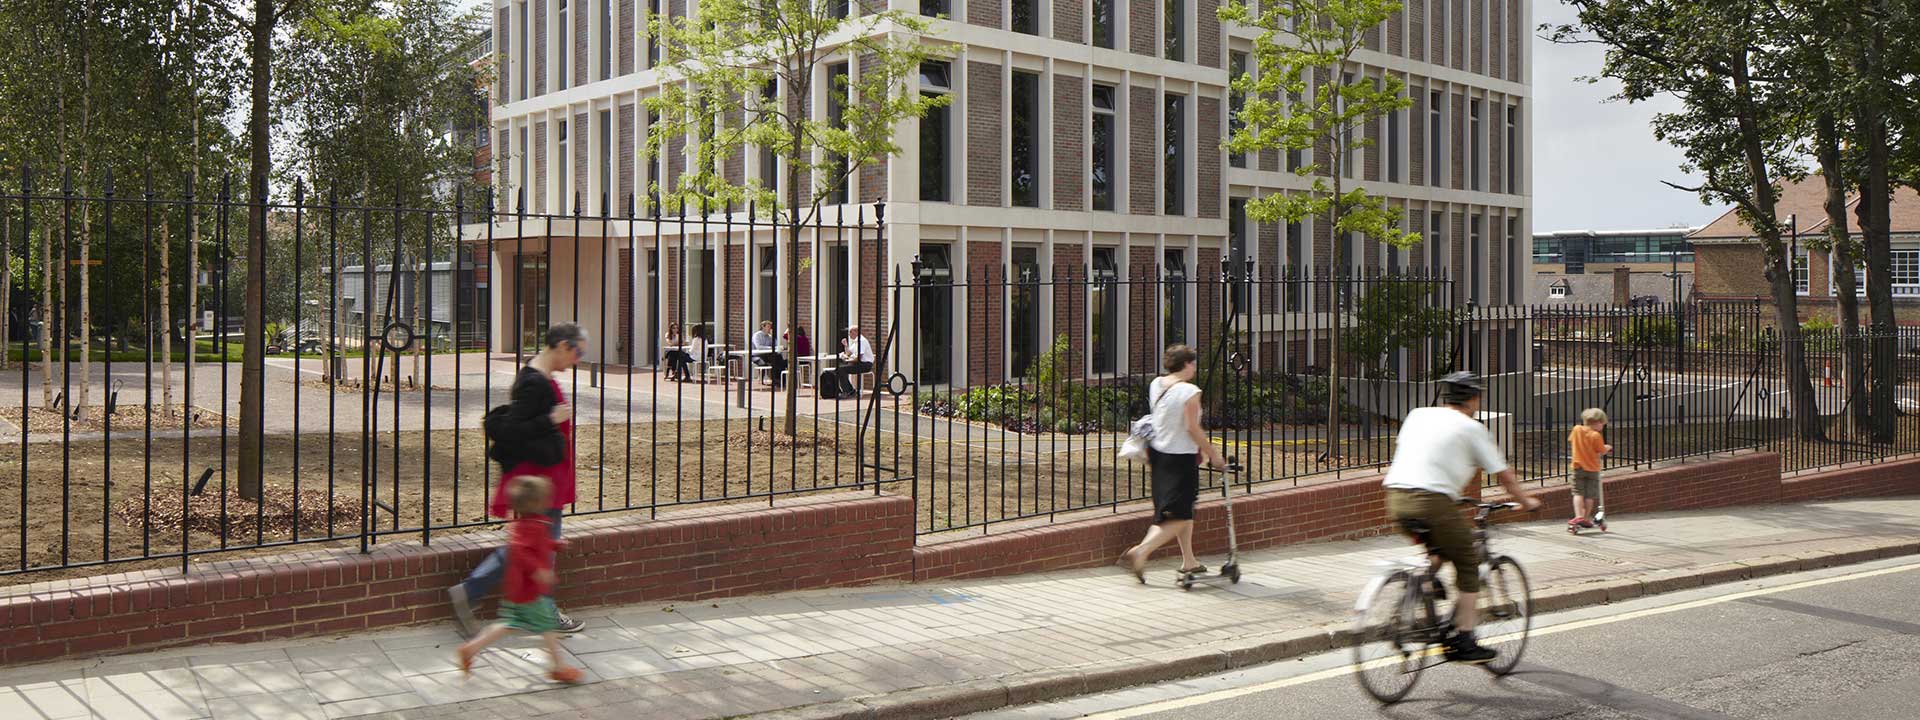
1569,425,1605,472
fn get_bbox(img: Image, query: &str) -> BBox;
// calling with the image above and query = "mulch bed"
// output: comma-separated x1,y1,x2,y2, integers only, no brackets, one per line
0,404,232,434
118,486,364,541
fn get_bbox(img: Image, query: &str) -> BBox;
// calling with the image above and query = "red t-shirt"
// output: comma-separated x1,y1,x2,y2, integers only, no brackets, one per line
487,377,576,519
501,514,557,603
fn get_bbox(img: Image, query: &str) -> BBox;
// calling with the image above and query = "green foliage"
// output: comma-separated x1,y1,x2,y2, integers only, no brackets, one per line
646,0,953,221
1620,316,1679,348
1217,0,1418,253
1342,282,1459,379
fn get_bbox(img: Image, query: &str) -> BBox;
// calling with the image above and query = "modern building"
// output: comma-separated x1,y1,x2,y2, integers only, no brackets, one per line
1691,175,1920,325
1533,228,1694,305
471,0,1533,385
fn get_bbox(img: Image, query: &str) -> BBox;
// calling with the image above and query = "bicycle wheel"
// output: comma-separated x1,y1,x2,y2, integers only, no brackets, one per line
1352,571,1426,703
1477,555,1532,675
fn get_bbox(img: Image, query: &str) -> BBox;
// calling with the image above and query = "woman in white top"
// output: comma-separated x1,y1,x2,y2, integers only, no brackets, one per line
1119,345,1228,582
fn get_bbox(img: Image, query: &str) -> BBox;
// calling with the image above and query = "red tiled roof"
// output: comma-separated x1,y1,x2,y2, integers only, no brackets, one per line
1689,174,1920,242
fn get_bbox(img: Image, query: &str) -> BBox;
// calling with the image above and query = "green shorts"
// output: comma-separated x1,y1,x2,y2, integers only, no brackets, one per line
1572,469,1601,499
1385,488,1481,593
499,596,560,634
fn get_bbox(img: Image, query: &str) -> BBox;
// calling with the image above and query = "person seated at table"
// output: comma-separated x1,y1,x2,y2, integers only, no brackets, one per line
661,322,692,381
686,324,710,382
785,326,812,358
750,321,788,389
828,325,874,397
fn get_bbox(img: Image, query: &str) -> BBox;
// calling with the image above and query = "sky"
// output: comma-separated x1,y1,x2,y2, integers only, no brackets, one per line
1529,2,1730,233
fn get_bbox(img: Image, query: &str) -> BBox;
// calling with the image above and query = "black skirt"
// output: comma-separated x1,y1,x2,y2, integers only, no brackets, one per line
1148,447,1200,522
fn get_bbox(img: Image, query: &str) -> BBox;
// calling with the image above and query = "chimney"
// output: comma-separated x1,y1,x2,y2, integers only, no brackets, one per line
1613,267,1632,307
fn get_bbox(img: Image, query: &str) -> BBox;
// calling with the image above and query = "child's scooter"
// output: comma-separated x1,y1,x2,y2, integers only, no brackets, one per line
1177,457,1243,591
1569,472,1608,535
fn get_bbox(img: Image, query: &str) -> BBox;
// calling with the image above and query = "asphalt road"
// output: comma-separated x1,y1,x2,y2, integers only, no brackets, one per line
969,557,1920,720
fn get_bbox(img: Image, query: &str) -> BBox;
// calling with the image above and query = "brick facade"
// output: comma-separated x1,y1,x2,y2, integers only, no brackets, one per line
1429,0,1444,67
1051,243,1087,378
1692,244,1772,300
1197,0,1221,68
859,236,886,337
1452,0,1466,70
1489,0,1503,79
1450,92,1465,190
574,0,587,85
1489,100,1504,194
534,121,549,212
534,0,547,96
726,244,746,345
1364,114,1381,182
1410,0,1426,62
1507,0,1522,81
1053,76,1086,211
574,111,589,209
1054,0,1084,44
1388,9,1404,56
1470,0,1485,74
497,8,511,104
967,62,1004,206
1129,244,1159,374
1450,211,1467,303
617,104,636,211
1197,96,1221,219
618,248,634,363
1196,251,1223,356
858,53,887,204
666,134,685,196
967,241,1005,386
1410,86,1426,186
619,0,634,75
1130,0,1156,56
968,0,1000,29
1129,85,1157,215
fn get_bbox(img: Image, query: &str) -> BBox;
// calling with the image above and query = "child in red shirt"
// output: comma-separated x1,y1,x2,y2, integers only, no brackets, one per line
456,476,585,684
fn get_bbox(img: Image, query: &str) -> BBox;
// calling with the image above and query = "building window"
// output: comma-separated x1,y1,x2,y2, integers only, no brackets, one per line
760,80,779,193
599,0,612,80
1229,52,1248,169
1469,99,1483,191
1506,104,1519,194
1012,0,1036,34
1163,249,1187,346
1165,0,1185,61
827,62,850,204
558,120,570,211
1229,199,1249,313
757,247,777,331
1093,0,1115,48
1165,92,1185,215
920,62,951,202
1893,249,1920,296
1092,84,1117,212
1091,248,1119,374
1341,72,1355,178
647,0,660,66
922,0,947,17
1794,250,1809,295
646,250,660,361
1548,279,1570,299
1429,210,1446,273
828,0,849,19
557,0,569,90
1470,214,1483,304
1011,71,1040,207
918,244,953,384
647,111,662,198
830,246,851,336
518,1,530,99
598,110,612,213
1387,108,1401,182
1428,90,1443,188
1010,247,1041,378
518,127,530,208
1507,217,1520,304
1285,221,1303,310
686,248,717,326
1287,91,1303,172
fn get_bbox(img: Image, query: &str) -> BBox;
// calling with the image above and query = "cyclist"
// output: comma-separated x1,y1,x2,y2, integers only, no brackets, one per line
1382,371,1540,664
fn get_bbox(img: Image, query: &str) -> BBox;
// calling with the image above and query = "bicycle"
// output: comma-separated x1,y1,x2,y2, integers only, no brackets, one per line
1350,500,1533,703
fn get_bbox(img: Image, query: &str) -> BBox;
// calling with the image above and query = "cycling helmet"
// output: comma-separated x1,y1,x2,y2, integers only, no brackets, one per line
1438,371,1484,405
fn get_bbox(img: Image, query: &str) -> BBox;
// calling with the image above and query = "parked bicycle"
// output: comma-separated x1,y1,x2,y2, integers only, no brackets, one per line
1351,500,1533,703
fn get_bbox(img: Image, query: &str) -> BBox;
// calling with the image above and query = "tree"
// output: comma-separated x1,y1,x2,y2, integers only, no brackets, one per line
1217,0,1418,454
1343,280,1459,427
648,0,950,436
1552,0,1824,439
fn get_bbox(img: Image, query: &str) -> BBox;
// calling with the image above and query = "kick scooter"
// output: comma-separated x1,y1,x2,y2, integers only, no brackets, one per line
1569,471,1608,535
1177,457,1243,591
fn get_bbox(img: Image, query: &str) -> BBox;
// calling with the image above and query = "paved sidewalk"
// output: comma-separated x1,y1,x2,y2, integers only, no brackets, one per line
3,497,1919,720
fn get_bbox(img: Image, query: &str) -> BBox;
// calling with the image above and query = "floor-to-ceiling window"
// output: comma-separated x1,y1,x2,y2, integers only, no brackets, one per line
1163,248,1187,347
917,244,953,384
1165,93,1185,215
1091,247,1119,374
1010,247,1041,378
1092,84,1116,211
757,246,777,328
1011,71,1040,208
920,62,951,202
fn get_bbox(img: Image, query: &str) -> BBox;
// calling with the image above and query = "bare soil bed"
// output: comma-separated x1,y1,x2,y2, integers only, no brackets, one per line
0,404,233,434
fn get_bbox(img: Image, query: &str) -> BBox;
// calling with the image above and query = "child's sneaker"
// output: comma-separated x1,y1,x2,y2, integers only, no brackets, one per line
1578,518,1597,529
549,666,586,684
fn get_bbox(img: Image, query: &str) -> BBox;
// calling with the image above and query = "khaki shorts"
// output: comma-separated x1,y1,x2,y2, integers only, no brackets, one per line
1572,469,1602,499
1385,488,1480,593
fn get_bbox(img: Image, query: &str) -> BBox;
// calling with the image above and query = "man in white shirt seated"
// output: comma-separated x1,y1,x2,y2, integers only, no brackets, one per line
826,325,874,397
749,320,787,388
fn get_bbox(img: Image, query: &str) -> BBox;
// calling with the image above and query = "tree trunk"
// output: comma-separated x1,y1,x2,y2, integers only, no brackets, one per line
1,217,10,372
41,228,55,408
1814,118,1867,431
238,0,276,501
1733,54,1821,440
161,220,173,416
75,205,91,413
781,96,805,438
1853,9,1897,442
1324,133,1345,460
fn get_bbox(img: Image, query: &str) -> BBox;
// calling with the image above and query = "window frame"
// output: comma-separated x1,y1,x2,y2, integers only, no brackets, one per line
1011,70,1041,208
1090,247,1120,375
1164,92,1186,216
919,62,953,202
1092,84,1117,212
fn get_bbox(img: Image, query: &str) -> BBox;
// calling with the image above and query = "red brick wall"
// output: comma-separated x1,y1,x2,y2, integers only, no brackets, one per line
664,244,682,330
574,0,587,85
968,62,1004,207
619,248,634,364
1388,9,1404,56
1489,0,1503,79
574,111,590,209
534,121,549,213
1490,101,1504,195
1487,452,1784,524
1410,0,1426,61
1130,85,1157,215
1470,0,1485,74
1052,243,1087,379
0,495,915,666
858,54,888,204
859,236,886,341
619,0,635,75
1197,96,1222,219
726,244,746,346
1054,0,1084,43
617,104,636,212
968,241,1005,386
667,134,686,198
1452,0,1467,70
1782,456,1920,501
1507,0,1522,81
497,8,511,104
1364,114,1381,182
1410,86,1426,186
1429,0,1444,67
1197,0,1221,68
1129,244,1160,373
1130,0,1156,56
534,0,548,95
1196,251,1222,353
1054,76,1086,211
968,0,1000,28
1450,92,1465,190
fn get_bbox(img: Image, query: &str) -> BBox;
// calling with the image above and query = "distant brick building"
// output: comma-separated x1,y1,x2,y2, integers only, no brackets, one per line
1689,175,1920,326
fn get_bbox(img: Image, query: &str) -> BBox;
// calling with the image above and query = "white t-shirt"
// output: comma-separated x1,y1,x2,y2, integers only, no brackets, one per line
1147,377,1203,454
1381,406,1510,501
844,335,875,363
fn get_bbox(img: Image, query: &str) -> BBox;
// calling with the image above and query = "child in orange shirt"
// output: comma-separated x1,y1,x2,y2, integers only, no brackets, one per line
456,476,585,684
1567,408,1611,530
